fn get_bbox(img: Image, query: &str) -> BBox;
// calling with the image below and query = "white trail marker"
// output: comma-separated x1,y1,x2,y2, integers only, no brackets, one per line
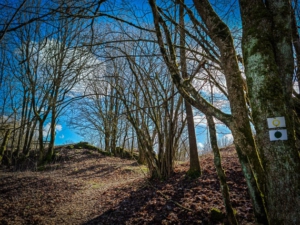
267,117,287,141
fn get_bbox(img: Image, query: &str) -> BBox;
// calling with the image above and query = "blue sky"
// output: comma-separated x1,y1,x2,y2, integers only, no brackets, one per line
53,121,83,145
53,112,233,148
0,0,237,149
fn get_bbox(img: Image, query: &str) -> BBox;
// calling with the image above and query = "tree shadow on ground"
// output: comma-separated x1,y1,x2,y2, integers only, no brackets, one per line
0,174,82,224
83,169,222,225
83,156,255,225
67,164,121,179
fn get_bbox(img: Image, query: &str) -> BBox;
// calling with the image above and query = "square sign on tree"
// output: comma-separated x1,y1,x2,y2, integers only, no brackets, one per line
267,117,288,141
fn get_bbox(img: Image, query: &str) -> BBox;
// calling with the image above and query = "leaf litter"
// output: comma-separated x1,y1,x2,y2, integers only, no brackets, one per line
0,147,255,224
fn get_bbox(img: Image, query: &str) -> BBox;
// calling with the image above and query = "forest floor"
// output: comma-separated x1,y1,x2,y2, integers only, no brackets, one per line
0,146,255,225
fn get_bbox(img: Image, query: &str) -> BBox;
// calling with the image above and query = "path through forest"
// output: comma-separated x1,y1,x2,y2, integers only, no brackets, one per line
0,147,255,224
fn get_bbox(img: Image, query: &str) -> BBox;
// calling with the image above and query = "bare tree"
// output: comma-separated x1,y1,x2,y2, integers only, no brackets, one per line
178,0,201,178
149,0,300,223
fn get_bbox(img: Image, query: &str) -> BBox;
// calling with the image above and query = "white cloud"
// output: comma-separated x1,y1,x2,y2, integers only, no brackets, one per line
43,123,63,137
59,134,65,139
219,133,233,147
222,133,233,141
197,142,204,149
56,124,62,132
23,39,106,97
192,65,227,96
193,115,207,126
193,113,225,127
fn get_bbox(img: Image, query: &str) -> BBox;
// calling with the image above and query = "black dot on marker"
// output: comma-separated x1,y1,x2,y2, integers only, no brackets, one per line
274,131,282,138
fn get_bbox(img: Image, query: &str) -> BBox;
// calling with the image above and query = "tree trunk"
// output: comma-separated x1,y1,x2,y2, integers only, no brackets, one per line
137,143,146,164
104,130,110,153
16,90,28,156
291,6,300,142
22,100,35,156
185,100,201,177
149,0,268,222
234,143,268,224
207,115,237,225
186,1,268,222
46,106,56,162
38,120,44,163
179,1,201,178
23,119,37,156
0,129,11,164
239,1,300,224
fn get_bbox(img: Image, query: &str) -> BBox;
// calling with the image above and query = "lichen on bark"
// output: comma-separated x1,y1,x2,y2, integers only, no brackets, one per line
240,0,300,224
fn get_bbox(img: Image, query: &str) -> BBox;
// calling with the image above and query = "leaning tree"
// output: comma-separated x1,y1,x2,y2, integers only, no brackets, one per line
149,0,300,224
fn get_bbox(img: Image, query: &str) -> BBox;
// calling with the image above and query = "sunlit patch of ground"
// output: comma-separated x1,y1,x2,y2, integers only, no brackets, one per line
0,146,255,225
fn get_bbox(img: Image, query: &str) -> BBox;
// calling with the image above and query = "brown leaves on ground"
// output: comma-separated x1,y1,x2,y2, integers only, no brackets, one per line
0,147,255,225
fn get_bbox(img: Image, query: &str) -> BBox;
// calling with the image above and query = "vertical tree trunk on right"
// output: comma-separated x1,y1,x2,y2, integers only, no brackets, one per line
239,1,300,224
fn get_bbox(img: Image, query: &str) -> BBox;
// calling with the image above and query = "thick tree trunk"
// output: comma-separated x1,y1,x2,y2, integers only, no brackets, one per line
239,1,300,224
137,143,146,164
131,123,145,165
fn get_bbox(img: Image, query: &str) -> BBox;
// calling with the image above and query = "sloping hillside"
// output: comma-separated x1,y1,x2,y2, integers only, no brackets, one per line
0,146,255,224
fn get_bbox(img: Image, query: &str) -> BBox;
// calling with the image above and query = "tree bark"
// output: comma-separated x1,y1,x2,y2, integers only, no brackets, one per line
0,129,11,164
149,0,269,222
179,0,201,178
38,120,44,163
207,115,237,225
46,103,57,162
239,0,300,224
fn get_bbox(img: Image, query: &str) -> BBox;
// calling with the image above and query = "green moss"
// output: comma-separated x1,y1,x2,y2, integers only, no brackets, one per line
101,151,113,156
112,147,139,160
73,142,101,151
86,144,97,150
123,165,148,174
91,183,104,189
66,145,74,149
258,76,283,102
76,141,89,147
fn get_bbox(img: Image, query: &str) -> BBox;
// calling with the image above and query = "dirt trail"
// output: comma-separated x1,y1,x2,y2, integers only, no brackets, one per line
0,147,255,225
52,154,146,224
0,149,146,225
